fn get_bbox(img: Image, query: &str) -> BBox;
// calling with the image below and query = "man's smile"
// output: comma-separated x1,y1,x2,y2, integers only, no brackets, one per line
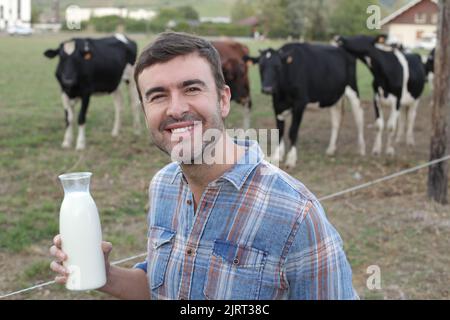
164,121,202,141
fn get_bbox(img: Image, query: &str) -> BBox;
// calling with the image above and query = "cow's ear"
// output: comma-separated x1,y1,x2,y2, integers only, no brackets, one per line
243,55,259,65
83,52,92,60
375,34,387,44
82,41,92,60
280,50,294,64
333,35,344,46
44,49,59,59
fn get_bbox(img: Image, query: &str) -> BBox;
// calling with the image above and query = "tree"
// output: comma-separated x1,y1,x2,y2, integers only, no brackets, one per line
178,6,199,21
258,0,304,38
154,5,199,26
31,7,42,24
302,0,329,41
231,0,257,22
329,0,380,36
257,0,331,40
428,0,450,204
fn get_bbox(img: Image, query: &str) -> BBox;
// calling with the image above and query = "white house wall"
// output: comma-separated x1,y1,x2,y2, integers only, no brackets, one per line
65,7,156,24
387,23,437,48
0,0,31,30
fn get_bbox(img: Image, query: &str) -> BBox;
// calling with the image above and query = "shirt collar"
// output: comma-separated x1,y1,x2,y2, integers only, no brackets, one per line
170,139,264,190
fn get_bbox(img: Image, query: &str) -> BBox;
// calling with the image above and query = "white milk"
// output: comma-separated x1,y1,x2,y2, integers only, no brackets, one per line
59,173,106,291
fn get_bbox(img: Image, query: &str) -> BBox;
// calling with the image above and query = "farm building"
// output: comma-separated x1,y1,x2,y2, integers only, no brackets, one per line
0,0,31,30
381,0,438,48
65,6,156,25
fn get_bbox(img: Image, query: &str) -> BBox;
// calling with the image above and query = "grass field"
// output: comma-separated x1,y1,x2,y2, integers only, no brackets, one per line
0,32,448,300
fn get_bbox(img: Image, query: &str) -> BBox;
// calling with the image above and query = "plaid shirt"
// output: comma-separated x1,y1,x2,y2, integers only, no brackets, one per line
135,139,358,300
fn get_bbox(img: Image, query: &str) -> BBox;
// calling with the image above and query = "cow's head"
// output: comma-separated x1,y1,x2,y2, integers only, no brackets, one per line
255,48,283,95
222,58,249,104
334,34,386,58
44,39,92,89
425,48,435,75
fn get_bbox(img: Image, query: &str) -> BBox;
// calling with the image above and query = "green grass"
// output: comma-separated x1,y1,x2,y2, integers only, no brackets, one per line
21,260,54,283
1,33,447,300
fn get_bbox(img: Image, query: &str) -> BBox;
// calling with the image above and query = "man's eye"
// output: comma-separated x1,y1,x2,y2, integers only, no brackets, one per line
186,87,200,94
149,94,166,102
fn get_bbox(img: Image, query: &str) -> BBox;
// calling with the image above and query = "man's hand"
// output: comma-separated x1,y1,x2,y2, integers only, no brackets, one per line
49,234,113,285
49,234,149,299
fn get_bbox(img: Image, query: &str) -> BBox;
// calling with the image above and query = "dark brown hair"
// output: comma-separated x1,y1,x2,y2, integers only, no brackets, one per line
134,32,225,103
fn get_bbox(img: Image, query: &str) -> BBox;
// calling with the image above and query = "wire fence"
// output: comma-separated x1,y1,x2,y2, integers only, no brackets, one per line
1,154,449,299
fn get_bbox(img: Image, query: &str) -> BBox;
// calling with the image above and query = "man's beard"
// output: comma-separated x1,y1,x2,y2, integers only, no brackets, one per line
150,102,224,164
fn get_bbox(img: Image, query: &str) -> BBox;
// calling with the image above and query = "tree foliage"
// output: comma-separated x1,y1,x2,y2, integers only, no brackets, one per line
258,0,330,40
241,0,382,40
329,0,381,36
154,5,199,26
231,0,257,22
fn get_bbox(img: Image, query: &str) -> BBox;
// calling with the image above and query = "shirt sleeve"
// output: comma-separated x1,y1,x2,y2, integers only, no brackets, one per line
133,261,148,273
284,200,358,300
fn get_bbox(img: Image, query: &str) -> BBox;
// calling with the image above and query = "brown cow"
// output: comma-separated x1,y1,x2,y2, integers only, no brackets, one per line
212,40,252,129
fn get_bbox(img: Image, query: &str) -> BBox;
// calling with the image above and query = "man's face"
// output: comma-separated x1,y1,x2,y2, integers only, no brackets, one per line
138,53,231,163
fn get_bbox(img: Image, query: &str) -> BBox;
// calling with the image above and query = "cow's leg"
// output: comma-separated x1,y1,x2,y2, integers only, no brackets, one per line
270,110,287,165
326,101,342,156
285,104,306,169
346,86,366,156
395,102,407,144
61,93,76,148
242,99,251,130
386,96,400,156
372,94,384,156
406,99,419,147
125,64,142,135
76,95,90,150
111,88,124,137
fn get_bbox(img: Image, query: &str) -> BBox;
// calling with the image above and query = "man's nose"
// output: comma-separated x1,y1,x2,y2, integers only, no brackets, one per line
166,94,188,119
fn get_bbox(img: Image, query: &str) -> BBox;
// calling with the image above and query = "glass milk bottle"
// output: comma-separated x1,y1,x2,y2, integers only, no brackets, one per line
58,172,106,291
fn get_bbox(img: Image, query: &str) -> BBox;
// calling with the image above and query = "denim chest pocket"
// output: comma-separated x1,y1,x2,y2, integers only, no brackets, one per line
147,226,176,290
204,239,268,300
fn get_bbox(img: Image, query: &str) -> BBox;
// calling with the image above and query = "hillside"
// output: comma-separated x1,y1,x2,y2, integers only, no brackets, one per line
33,0,413,19
33,0,236,18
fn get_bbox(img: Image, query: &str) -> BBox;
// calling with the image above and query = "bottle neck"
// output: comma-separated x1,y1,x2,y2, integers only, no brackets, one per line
59,172,92,194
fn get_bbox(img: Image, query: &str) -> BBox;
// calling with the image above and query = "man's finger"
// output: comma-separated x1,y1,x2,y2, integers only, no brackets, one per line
50,261,69,275
102,241,113,255
53,234,61,247
55,276,67,284
49,246,67,262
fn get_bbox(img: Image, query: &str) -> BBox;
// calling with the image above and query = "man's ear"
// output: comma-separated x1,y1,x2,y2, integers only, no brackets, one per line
219,85,232,119
44,48,59,59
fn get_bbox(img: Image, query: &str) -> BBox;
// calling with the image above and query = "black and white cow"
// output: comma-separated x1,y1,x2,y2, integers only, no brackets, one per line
44,34,141,150
425,48,435,88
252,43,365,168
336,35,426,155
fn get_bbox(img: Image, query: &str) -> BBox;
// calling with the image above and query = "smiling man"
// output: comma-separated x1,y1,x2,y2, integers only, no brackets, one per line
50,32,358,300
